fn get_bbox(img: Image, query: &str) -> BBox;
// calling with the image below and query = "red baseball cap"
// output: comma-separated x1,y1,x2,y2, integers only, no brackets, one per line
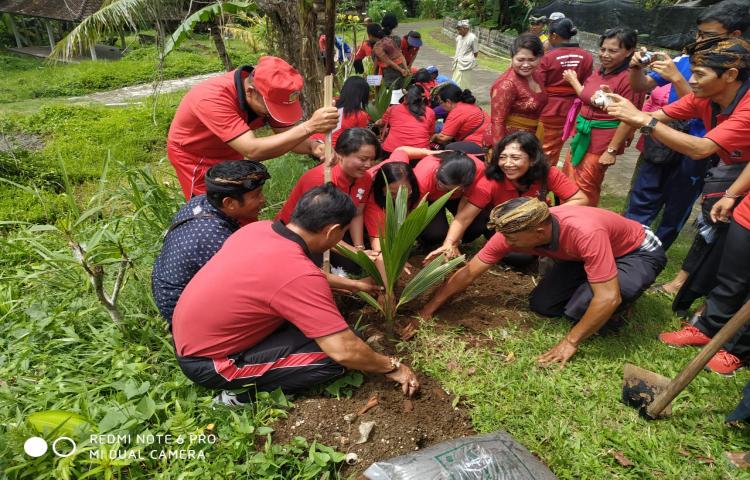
252,56,304,124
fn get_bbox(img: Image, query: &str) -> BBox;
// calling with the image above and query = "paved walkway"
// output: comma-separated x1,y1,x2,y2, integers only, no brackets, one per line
66,72,224,105
398,20,639,199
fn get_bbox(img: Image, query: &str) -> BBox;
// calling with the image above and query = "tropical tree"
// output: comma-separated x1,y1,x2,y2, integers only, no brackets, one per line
48,0,256,71
336,187,465,333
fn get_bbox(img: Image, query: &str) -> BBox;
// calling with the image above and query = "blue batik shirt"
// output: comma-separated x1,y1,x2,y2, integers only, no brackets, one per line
151,194,239,325
648,54,706,137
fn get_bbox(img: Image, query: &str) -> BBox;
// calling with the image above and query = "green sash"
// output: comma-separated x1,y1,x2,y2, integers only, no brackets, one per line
569,114,620,166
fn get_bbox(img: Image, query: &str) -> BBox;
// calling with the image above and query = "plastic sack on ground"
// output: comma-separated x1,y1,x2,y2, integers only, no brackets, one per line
363,431,558,480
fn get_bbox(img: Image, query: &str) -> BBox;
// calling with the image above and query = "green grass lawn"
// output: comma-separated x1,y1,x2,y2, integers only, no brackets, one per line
1,41,749,478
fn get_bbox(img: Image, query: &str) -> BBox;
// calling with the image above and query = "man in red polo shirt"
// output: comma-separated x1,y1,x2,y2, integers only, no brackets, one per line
607,36,750,374
418,198,667,367
167,55,339,199
173,184,420,406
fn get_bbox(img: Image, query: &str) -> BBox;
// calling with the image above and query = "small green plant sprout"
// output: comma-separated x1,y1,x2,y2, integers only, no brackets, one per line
336,185,464,333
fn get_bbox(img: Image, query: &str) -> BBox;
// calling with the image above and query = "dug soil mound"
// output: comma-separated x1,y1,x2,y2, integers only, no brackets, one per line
273,374,474,478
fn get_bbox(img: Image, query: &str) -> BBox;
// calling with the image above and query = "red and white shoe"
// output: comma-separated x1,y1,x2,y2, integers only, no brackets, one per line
705,350,743,376
658,324,711,347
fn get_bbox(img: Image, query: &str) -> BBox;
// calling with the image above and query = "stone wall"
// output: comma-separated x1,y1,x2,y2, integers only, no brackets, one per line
441,17,675,60
441,17,602,59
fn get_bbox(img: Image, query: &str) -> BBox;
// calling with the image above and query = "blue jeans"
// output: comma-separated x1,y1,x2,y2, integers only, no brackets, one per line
624,154,708,250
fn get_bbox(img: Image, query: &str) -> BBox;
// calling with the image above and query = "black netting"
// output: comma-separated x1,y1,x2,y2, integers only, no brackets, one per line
532,0,733,50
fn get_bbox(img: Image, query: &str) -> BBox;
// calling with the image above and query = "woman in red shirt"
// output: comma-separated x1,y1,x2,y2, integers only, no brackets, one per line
388,145,484,249
332,76,371,147
377,85,436,156
365,161,422,281
431,84,489,149
277,128,380,270
539,19,594,165
485,34,547,148
425,131,588,262
561,27,643,206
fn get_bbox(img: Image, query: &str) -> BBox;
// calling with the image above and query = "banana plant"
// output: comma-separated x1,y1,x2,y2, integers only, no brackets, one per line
336,187,464,332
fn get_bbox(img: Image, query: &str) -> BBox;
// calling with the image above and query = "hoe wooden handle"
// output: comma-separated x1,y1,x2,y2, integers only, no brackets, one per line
647,300,750,418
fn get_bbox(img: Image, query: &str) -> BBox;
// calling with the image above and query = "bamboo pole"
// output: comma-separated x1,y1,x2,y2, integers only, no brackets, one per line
322,74,334,273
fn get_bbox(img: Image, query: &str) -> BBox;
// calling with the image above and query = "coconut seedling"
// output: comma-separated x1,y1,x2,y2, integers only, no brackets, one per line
337,185,464,333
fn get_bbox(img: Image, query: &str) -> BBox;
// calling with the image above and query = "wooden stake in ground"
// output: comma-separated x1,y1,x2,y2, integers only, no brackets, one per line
322,74,334,273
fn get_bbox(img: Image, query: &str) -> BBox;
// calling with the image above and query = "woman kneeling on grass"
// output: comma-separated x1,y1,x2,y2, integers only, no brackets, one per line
365,161,422,281
431,84,489,149
425,131,588,263
376,85,436,157
276,128,380,272
387,145,484,250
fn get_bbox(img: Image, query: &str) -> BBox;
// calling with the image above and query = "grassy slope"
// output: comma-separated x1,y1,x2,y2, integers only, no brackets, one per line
413,23,510,72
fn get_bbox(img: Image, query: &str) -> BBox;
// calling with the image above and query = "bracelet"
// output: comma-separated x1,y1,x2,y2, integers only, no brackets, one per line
388,356,401,373
723,192,743,199
354,244,365,250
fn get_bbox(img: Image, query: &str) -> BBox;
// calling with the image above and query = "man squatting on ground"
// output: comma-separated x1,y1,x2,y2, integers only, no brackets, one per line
419,198,667,367
171,185,420,406
167,56,339,199
152,160,380,328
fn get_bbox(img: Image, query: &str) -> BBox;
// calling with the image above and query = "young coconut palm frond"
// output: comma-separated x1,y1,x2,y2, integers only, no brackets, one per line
336,186,465,328
163,1,257,57
49,0,178,62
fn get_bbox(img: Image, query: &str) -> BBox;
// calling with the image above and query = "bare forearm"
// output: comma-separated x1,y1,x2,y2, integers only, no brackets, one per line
629,67,656,93
608,124,635,150
231,123,314,160
423,264,477,315
319,335,393,372
290,137,319,155
566,295,620,345
671,76,691,98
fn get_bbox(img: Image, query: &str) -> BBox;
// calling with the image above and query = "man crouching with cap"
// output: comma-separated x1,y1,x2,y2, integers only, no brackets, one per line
418,198,667,367
168,56,340,199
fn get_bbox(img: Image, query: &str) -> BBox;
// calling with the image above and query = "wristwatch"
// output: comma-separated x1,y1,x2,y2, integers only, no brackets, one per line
606,147,617,155
640,117,659,136
387,357,401,373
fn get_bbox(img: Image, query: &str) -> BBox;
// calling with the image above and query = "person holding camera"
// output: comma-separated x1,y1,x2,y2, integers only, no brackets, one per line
560,27,644,207
604,35,750,375
625,0,749,253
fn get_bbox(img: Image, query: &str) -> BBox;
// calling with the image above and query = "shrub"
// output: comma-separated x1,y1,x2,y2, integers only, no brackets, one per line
367,0,407,22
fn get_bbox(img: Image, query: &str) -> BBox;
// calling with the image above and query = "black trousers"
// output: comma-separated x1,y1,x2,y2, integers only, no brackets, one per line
177,323,345,394
694,221,750,360
419,199,491,249
529,248,667,321
673,224,730,313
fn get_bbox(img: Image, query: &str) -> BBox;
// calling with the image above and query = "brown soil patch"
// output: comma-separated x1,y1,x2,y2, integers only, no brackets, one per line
0,131,45,152
273,374,474,478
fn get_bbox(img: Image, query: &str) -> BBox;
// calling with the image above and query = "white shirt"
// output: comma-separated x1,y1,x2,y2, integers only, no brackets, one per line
453,32,478,71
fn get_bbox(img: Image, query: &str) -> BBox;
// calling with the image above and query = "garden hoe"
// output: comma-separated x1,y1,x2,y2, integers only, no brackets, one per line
622,299,750,420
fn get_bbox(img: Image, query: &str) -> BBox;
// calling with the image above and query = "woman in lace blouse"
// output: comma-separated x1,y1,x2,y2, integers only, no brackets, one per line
484,34,547,148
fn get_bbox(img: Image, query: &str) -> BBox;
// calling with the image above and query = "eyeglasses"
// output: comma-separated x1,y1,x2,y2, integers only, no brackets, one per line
696,29,725,40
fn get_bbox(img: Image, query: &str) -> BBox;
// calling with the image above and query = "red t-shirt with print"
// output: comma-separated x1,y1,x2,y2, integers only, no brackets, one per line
276,163,372,223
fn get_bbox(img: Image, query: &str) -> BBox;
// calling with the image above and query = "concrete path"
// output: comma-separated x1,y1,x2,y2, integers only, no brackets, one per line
66,71,224,105
396,20,500,106
398,20,638,199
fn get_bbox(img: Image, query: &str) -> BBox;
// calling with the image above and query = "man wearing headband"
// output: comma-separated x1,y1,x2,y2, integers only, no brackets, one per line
452,20,479,89
172,185,420,406
624,0,748,252
527,16,549,46
152,160,270,326
608,36,750,374
168,56,340,199
419,198,666,367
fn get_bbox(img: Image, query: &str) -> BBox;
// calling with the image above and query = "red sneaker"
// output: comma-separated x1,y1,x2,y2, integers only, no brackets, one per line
658,325,711,347
706,350,742,376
